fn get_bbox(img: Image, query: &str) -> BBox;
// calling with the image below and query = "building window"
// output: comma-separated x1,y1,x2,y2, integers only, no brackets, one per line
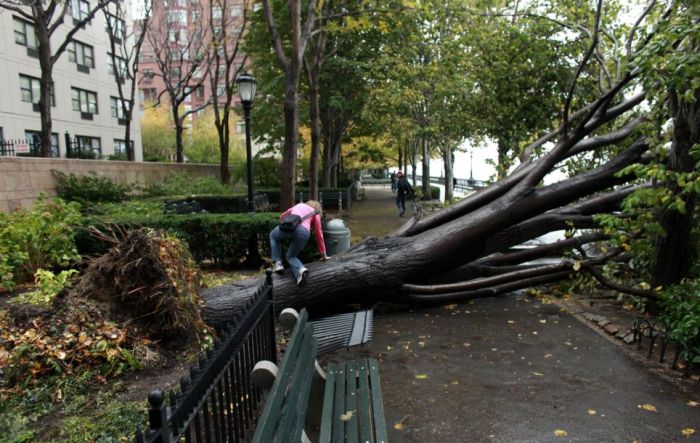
105,13,126,41
67,40,94,70
236,120,245,134
70,0,90,21
25,130,59,158
196,85,204,98
142,88,158,102
20,75,55,107
231,5,242,17
167,11,187,24
71,87,98,115
212,7,222,19
110,97,131,119
107,54,128,80
113,139,129,155
74,136,101,158
13,17,38,50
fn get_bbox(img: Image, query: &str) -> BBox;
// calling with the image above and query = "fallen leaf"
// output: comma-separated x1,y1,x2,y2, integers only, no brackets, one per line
554,429,568,437
532,372,544,376
544,353,553,359
573,260,581,271
451,380,459,385
638,403,657,413
463,342,471,347
687,400,699,407
415,374,429,379
339,411,355,422
539,319,547,324
587,409,597,415
507,320,515,324
394,422,405,430
418,342,425,347
681,428,695,437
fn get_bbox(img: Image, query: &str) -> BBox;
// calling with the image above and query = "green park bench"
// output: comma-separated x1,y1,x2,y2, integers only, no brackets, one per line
251,308,388,443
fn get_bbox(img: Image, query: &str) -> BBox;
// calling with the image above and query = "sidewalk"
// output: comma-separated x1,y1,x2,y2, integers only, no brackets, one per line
324,185,700,442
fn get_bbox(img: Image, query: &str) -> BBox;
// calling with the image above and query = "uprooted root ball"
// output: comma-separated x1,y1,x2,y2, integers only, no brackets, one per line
70,228,209,347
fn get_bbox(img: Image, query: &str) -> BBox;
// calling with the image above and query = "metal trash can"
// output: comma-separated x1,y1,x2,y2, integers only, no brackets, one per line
323,218,351,256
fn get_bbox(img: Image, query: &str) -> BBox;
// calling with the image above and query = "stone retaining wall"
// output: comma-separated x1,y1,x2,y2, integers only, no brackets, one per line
0,157,232,212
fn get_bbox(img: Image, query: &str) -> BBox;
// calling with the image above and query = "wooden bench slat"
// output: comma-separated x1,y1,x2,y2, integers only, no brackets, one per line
357,359,372,443
319,362,338,443
345,360,359,442
368,358,388,443
331,361,346,443
251,310,310,443
277,326,317,441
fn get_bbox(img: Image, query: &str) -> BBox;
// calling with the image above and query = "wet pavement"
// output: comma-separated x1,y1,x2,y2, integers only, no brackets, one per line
322,185,700,443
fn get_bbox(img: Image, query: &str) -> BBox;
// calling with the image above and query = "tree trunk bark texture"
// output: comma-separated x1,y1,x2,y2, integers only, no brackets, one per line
203,88,651,328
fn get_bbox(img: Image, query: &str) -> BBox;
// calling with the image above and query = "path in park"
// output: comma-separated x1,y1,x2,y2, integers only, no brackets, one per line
323,184,700,443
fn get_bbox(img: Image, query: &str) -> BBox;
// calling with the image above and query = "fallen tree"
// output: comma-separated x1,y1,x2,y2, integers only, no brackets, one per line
202,1,694,328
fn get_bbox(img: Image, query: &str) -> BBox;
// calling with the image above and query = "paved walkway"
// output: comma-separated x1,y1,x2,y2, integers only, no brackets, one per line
324,185,700,443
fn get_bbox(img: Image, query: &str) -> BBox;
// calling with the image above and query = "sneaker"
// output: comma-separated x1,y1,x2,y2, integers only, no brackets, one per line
273,261,284,273
296,267,309,286
399,210,405,217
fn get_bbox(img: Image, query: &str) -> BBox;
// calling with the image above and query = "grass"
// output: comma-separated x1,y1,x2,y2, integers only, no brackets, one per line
0,371,146,443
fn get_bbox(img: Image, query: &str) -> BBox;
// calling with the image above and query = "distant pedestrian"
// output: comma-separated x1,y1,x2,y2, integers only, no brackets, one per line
270,200,329,286
396,171,413,217
390,171,397,192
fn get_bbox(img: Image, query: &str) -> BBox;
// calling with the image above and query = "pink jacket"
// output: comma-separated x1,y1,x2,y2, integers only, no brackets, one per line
280,203,326,256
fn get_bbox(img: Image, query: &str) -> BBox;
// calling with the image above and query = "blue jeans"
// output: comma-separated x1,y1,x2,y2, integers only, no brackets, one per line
270,226,311,279
396,192,406,213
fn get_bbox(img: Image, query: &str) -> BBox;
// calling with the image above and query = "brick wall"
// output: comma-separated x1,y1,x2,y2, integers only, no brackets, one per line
0,157,233,212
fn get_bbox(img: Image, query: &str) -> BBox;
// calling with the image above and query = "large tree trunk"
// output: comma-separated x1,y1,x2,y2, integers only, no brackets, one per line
203,81,651,328
308,66,321,200
651,86,700,289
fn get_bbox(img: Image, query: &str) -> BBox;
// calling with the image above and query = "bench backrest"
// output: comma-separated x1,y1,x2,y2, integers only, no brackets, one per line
252,309,318,443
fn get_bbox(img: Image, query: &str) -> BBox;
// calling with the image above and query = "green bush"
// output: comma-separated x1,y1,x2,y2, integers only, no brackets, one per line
53,171,133,204
80,203,324,267
0,196,82,290
660,279,700,364
80,210,279,267
141,172,233,197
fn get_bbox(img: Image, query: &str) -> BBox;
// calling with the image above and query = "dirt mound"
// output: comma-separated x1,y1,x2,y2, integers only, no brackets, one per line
69,228,208,347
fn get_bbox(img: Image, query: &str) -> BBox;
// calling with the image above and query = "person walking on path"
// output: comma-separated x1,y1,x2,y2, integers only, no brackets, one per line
390,171,397,192
270,200,329,285
395,171,413,217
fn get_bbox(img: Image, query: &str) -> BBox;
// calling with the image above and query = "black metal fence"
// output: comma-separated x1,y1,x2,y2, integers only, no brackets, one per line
1,138,42,157
0,135,102,159
632,317,697,377
135,272,277,443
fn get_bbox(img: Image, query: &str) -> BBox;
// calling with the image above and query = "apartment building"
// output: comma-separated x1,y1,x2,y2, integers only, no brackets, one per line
0,0,143,160
136,0,247,130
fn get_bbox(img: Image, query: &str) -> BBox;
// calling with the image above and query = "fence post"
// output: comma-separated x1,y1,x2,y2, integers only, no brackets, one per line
146,390,171,443
64,132,71,158
338,193,343,218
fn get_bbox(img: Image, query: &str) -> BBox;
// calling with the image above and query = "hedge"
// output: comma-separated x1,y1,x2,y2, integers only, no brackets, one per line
78,207,321,268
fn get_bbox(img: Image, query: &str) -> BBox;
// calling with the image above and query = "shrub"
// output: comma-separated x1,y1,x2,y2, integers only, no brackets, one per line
54,171,133,204
660,279,700,364
0,196,82,290
79,210,280,267
141,172,233,197
10,269,79,306
232,157,281,188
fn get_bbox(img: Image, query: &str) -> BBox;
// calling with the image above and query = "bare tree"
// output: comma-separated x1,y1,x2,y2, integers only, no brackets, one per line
105,0,150,161
207,0,249,184
0,0,113,157
146,0,212,163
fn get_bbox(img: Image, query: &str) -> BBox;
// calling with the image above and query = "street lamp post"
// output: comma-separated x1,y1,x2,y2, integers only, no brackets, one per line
236,72,257,212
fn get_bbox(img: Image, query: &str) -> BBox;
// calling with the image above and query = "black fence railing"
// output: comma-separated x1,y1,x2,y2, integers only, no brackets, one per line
1,138,42,157
633,316,697,377
135,272,277,443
